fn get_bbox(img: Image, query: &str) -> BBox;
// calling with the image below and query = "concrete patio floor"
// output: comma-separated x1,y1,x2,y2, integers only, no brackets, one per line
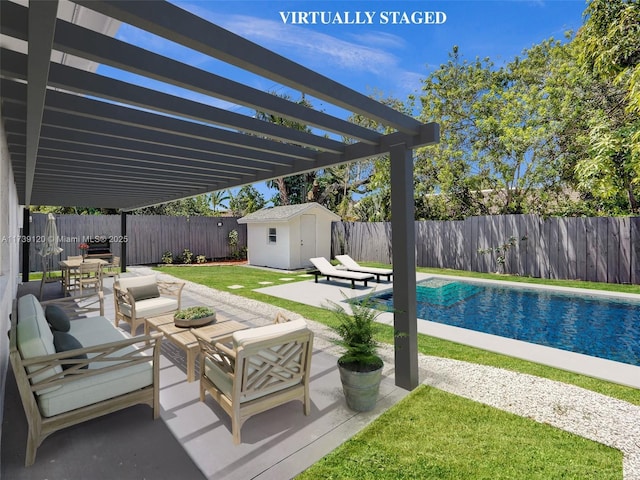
1,271,410,480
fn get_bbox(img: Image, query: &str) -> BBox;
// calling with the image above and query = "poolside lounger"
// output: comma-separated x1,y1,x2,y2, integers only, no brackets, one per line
309,257,374,289
335,255,393,282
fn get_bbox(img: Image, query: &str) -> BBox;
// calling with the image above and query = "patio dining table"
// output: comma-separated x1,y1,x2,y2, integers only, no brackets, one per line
58,257,106,296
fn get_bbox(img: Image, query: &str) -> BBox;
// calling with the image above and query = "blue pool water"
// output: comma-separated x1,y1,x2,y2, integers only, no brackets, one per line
364,278,640,366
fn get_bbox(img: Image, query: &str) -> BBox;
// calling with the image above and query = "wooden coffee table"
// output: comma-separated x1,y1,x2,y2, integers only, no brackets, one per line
146,313,248,382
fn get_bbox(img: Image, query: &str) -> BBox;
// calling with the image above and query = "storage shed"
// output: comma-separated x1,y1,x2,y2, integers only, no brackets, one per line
238,203,341,270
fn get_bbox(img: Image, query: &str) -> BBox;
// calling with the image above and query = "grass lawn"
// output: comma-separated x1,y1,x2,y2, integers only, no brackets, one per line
296,385,622,480
154,264,640,406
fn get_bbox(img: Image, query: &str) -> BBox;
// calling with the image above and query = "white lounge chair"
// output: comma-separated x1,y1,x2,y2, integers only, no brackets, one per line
335,254,393,282
309,257,374,289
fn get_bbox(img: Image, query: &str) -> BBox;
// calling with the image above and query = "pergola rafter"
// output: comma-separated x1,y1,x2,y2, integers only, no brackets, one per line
0,0,439,390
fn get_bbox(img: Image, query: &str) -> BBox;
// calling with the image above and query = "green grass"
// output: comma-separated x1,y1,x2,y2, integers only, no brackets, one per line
296,386,622,480
154,264,640,406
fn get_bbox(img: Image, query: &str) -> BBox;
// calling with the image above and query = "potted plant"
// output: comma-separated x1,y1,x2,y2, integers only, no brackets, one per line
174,306,216,328
328,294,384,412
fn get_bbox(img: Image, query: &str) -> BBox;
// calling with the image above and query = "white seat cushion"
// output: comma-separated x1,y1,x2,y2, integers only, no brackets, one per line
233,319,309,347
16,295,63,393
37,316,152,417
119,296,179,318
117,274,157,291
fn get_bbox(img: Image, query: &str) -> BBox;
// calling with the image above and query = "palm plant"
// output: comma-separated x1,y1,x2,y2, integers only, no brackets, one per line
328,294,383,372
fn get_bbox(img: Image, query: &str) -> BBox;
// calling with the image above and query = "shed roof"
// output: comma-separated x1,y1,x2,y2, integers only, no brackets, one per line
238,203,341,224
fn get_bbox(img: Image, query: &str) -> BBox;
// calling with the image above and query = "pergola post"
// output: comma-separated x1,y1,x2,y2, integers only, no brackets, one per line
390,143,419,390
120,211,127,273
21,207,30,283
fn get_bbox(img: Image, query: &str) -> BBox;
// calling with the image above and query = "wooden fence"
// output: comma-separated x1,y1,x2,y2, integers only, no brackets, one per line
332,214,640,284
27,214,246,272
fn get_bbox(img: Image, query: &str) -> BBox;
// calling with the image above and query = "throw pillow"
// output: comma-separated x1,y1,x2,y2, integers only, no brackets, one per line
52,331,88,370
127,283,160,301
45,305,70,332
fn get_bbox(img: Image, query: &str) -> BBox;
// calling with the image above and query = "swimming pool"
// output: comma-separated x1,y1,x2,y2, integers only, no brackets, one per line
363,278,640,367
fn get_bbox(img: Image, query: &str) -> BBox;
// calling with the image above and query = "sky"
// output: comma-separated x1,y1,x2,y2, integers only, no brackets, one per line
101,0,590,203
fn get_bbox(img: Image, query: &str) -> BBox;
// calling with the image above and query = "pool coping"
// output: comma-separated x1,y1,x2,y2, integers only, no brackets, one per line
255,273,640,390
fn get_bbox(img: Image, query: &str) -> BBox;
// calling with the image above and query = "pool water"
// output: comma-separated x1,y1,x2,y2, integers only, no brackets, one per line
366,278,640,366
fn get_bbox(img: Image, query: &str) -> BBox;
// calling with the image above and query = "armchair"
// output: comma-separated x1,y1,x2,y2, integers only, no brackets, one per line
113,275,185,334
193,319,314,444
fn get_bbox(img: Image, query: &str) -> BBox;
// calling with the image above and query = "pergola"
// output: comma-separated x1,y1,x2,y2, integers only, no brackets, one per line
0,0,439,389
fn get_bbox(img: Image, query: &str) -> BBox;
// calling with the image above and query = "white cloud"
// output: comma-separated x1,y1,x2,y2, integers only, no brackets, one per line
173,2,411,78
221,16,399,76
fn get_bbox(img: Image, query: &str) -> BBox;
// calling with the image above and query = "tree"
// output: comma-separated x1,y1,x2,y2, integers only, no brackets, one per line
228,185,265,216
418,46,502,219
209,190,230,215
257,94,317,206
572,0,640,213
30,206,118,215
418,42,587,218
133,195,213,216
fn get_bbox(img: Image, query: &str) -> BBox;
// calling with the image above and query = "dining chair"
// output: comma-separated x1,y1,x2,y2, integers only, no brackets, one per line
63,256,84,295
101,256,121,281
78,262,102,295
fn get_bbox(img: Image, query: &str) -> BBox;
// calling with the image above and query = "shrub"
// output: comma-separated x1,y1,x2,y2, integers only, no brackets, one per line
161,250,173,264
176,248,194,264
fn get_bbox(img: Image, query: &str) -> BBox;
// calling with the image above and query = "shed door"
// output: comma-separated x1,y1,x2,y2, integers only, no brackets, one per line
300,214,316,267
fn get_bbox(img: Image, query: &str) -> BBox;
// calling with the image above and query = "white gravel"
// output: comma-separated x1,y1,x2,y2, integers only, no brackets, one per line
137,266,640,479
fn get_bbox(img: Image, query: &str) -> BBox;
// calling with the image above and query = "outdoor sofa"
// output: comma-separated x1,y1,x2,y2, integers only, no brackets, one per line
9,292,162,466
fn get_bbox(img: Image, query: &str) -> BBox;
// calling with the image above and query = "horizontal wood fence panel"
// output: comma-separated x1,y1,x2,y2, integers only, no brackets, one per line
331,214,640,285
27,214,246,272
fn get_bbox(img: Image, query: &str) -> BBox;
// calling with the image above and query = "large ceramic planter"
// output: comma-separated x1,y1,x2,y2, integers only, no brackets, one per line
338,363,383,412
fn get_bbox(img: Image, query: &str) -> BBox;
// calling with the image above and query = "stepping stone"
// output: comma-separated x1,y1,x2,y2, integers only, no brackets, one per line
227,284,244,289
298,274,313,277
279,278,295,281
258,281,273,285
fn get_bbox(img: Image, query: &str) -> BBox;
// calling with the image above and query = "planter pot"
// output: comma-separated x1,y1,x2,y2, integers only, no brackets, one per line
174,314,216,328
338,363,383,412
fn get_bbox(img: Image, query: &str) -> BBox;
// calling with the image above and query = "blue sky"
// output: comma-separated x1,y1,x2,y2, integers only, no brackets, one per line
103,0,589,203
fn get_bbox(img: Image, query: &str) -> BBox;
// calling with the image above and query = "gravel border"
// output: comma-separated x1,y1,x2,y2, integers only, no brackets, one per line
135,266,640,478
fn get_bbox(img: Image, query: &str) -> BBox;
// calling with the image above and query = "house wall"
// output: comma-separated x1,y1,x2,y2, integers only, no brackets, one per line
246,222,292,269
0,117,21,426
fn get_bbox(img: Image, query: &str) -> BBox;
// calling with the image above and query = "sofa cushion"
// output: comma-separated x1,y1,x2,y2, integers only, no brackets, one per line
52,331,88,370
16,295,63,393
37,315,153,417
117,275,157,292
37,358,152,417
233,319,308,347
45,305,70,332
118,297,179,319
127,283,160,301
